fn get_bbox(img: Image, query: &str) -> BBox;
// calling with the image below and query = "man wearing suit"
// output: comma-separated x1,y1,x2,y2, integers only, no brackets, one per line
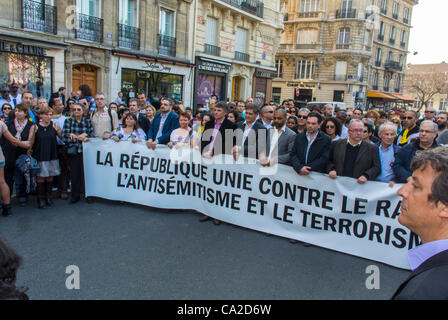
147,97,179,149
129,98,151,134
259,108,296,166
200,101,236,158
200,101,236,225
328,119,381,184
50,87,66,107
392,147,448,299
290,112,332,175
233,104,266,160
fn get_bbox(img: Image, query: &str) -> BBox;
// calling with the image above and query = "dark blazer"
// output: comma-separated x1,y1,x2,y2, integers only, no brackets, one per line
327,139,381,180
235,120,267,159
264,126,296,165
147,111,179,144
392,249,448,300
290,131,332,173
393,139,439,183
137,113,151,135
201,118,236,156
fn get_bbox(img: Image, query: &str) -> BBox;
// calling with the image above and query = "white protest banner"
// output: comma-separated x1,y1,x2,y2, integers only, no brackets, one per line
84,139,418,270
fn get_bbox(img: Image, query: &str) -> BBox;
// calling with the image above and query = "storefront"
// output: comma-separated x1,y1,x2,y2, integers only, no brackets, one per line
110,52,194,109
194,57,230,109
0,40,54,101
252,69,276,107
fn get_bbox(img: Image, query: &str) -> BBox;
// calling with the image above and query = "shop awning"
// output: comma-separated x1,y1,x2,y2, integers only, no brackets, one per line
367,90,414,102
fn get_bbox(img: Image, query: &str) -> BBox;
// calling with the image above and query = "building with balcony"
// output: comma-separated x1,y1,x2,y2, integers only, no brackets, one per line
0,0,196,108
193,0,284,108
272,0,417,109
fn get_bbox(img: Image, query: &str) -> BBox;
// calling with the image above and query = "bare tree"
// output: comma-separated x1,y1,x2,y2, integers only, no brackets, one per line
405,71,448,111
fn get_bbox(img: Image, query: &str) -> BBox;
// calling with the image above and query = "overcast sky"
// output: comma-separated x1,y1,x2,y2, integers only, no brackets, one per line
407,0,448,64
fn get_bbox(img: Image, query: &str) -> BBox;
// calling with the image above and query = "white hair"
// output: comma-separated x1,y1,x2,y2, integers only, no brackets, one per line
420,120,438,132
378,121,398,136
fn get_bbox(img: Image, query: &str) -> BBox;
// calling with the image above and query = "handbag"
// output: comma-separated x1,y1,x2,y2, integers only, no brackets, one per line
67,144,79,156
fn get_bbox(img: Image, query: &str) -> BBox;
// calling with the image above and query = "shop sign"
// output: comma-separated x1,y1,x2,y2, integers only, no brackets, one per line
198,61,229,74
0,41,47,56
142,61,172,73
255,69,276,79
287,82,316,88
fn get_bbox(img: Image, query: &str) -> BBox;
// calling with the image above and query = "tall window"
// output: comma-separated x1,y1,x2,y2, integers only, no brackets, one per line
205,17,217,46
376,47,382,64
373,71,379,88
341,0,353,14
335,61,347,81
379,21,385,37
338,28,350,44
384,74,390,90
275,60,283,78
119,0,138,26
403,7,409,22
159,8,174,37
295,60,314,79
394,76,401,91
393,2,398,17
400,30,406,44
235,27,248,53
300,0,319,12
297,29,318,46
390,26,396,41
78,0,101,17
388,51,393,63
381,0,387,13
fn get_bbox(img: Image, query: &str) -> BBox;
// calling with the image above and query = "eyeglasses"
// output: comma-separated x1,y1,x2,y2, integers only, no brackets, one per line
3,107,12,110
425,111,435,113
404,116,414,120
265,110,274,113
298,115,308,119
73,108,83,112
326,125,335,129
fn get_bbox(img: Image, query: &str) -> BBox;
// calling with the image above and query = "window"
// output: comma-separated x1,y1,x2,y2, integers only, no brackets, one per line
341,0,353,14
297,28,318,48
78,0,101,17
272,87,281,104
390,26,396,41
295,60,314,79
394,76,401,91
376,47,382,65
373,71,379,87
205,17,218,46
400,30,406,45
235,27,248,53
159,8,174,37
275,60,283,78
388,51,393,63
335,61,347,81
393,2,398,18
384,74,390,90
338,28,350,44
119,0,138,27
300,0,320,12
333,90,345,102
378,21,385,39
403,7,409,23
381,0,387,13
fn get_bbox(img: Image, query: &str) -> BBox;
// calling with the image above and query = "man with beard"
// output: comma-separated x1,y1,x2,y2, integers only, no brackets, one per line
397,110,419,146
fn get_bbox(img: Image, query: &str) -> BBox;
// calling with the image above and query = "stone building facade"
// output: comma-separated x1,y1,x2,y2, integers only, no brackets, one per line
273,0,417,109
0,0,195,108
193,0,284,108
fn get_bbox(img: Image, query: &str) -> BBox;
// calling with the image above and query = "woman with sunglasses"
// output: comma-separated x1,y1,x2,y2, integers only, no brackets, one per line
321,117,342,142
1,103,12,122
62,103,93,204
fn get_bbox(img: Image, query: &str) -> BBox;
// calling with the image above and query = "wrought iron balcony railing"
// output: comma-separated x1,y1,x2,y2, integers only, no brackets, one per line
336,43,350,49
400,41,406,48
158,34,176,57
21,0,57,34
118,23,140,50
296,43,318,49
204,44,221,56
220,0,264,18
298,11,319,18
335,9,357,19
385,61,403,71
75,13,104,43
234,51,250,62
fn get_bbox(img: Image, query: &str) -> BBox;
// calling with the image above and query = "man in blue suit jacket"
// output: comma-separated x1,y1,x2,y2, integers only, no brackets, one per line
146,97,180,149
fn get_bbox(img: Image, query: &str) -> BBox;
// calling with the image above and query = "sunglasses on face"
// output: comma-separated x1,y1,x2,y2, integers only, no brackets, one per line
3,107,12,110
404,116,414,120
363,130,368,133
326,125,335,129
73,108,83,112
425,111,435,113
298,115,308,119
265,110,274,113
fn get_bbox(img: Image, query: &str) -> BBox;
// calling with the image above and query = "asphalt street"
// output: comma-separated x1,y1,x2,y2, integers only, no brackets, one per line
0,196,410,300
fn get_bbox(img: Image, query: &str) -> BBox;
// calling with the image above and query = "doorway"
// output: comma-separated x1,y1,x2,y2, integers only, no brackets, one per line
232,76,242,102
72,64,98,95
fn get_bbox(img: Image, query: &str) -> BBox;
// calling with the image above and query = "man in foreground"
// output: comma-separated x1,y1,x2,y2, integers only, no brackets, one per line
392,146,448,300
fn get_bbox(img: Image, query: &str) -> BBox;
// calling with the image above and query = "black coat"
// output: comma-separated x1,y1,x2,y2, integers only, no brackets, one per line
200,118,236,156
290,131,332,173
392,249,448,300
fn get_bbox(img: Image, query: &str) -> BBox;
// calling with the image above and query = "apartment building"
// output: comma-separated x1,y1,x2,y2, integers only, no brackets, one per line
193,0,284,107
273,0,417,109
0,0,195,108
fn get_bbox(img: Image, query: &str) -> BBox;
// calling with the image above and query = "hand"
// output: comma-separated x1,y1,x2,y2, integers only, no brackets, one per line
131,138,140,144
232,146,240,161
168,142,174,149
259,155,268,166
69,133,78,141
299,166,311,175
388,181,396,188
329,170,338,179
357,175,368,184
112,136,120,142
102,132,112,140
203,150,213,159
83,137,90,143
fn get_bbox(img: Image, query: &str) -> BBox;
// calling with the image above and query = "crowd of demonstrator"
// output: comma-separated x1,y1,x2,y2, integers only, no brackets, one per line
0,83,447,220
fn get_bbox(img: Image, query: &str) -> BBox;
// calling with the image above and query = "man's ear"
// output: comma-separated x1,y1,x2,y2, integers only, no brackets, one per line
438,202,448,219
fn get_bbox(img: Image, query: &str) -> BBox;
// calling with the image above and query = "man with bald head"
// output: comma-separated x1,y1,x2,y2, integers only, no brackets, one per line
393,120,440,183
